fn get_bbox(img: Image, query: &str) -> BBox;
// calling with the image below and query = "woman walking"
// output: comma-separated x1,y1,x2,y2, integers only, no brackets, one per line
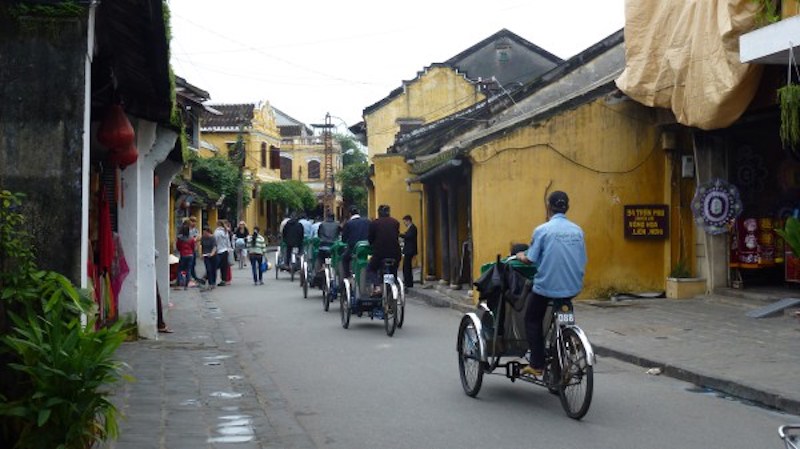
214,220,232,286
247,226,267,285
175,224,196,289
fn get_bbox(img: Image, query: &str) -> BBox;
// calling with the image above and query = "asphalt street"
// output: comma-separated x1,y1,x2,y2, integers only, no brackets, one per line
214,267,798,449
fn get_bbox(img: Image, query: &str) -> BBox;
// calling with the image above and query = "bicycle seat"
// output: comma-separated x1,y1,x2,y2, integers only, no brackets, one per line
383,258,396,267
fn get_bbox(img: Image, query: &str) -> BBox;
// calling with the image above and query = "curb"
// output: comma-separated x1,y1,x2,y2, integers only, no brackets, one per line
408,288,800,416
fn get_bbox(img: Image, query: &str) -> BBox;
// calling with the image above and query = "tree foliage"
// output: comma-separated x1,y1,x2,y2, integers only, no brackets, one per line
260,180,316,213
336,133,368,166
189,154,250,217
338,163,369,212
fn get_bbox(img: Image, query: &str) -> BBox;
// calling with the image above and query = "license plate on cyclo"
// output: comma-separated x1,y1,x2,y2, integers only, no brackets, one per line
556,312,575,325
383,274,395,283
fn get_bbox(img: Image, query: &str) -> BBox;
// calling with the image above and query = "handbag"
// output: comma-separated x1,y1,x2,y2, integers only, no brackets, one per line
260,259,268,273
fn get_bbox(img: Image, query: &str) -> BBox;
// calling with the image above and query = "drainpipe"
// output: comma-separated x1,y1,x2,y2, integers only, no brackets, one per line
80,0,98,290
405,178,424,286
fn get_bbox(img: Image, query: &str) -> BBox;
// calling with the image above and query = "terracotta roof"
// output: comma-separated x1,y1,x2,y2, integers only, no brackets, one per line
202,103,254,131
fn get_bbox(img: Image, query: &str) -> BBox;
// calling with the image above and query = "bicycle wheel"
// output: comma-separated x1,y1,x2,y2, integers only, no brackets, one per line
301,262,308,299
340,279,352,329
557,327,594,420
396,281,405,329
457,315,484,397
290,256,296,282
383,282,397,337
275,251,280,279
322,269,331,312
238,251,244,269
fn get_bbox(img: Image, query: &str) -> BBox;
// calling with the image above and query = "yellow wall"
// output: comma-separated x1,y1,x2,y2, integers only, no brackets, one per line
469,98,675,297
365,66,485,160
373,155,422,267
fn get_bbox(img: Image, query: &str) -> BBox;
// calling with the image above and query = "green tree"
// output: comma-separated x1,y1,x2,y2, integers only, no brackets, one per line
260,180,316,214
189,154,250,219
336,133,367,166
338,163,368,212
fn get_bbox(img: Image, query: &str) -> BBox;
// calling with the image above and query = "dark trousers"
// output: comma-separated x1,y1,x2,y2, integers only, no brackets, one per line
367,256,398,286
204,255,217,285
177,255,193,286
525,293,551,369
249,254,263,283
342,248,353,278
216,251,230,283
402,254,415,288
190,254,201,281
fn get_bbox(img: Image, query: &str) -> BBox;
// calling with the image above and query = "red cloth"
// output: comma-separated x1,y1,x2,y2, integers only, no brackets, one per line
97,192,115,272
176,237,196,257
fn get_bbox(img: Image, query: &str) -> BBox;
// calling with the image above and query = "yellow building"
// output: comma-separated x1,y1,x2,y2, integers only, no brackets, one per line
274,108,344,219
376,30,702,299
201,101,282,232
362,29,562,284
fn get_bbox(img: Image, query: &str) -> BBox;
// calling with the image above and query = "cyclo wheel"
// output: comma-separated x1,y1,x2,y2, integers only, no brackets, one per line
322,269,330,312
290,255,296,282
340,279,352,329
275,251,280,279
301,261,308,299
396,280,405,329
457,315,484,397
557,327,594,420
383,281,397,337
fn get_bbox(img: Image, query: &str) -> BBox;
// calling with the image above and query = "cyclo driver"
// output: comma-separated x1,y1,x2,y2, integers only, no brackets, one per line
367,204,401,297
515,191,587,378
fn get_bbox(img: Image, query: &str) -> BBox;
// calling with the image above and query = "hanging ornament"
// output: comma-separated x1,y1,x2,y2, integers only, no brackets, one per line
108,143,139,169
97,104,135,151
691,178,743,235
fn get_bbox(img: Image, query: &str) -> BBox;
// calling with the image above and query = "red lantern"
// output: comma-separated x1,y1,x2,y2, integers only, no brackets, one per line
108,143,139,169
98,104,135,150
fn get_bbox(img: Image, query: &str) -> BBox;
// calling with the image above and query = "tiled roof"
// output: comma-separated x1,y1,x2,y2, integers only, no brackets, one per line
202,103,255,131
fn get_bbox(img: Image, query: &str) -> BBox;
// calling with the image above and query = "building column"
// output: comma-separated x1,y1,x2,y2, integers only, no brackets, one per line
118,120,177,340
447,177,460,289
439,181,451,285
154,157,183,335
693,131,728,292
425,184,437,281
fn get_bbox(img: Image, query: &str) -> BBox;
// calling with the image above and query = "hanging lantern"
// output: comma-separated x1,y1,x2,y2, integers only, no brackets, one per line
108,143,139,169
97,104,135,151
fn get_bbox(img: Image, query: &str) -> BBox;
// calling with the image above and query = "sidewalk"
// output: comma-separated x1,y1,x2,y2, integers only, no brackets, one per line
103,273,315,449
407,285,800,416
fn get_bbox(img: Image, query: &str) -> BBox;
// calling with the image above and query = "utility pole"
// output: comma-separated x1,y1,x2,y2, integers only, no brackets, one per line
234,121,245,222
312,113,335,217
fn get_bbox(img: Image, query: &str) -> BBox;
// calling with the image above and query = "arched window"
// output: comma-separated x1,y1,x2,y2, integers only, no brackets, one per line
260,143,267,168
280,156,292,180
308,160,320,179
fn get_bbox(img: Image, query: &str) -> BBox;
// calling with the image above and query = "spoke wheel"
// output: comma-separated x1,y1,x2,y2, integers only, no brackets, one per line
340,279,352,329
322,270,331,312
458,316,484,397
290,257,296,282
301,262,308,298
383,283,397,337
558,327,594,420
396,280,405,328
275,252,280,279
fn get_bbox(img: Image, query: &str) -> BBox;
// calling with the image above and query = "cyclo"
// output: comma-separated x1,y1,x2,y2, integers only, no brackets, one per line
320,240,347,312
274,240,301,282
340,241,405,336
457,255,595,419
299,237,320,299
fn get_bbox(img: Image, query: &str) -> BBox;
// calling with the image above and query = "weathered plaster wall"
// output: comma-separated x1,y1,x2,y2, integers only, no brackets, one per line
373,155,421,265
365,66,484,160
0,15,88,283
469,97,670,297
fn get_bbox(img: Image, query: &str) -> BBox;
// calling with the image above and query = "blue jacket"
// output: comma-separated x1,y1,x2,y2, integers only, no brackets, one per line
525,214,587,298
342,215,370,249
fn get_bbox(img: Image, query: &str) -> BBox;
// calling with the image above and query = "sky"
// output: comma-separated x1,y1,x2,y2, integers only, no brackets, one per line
168,0,626,131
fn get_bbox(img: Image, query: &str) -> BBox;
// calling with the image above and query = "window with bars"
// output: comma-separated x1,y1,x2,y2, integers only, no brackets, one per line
269,146,280,169
260,143,267,168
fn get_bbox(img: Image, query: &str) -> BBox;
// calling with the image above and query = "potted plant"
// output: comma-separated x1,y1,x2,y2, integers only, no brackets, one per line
666,259,707,299
776,216,800,282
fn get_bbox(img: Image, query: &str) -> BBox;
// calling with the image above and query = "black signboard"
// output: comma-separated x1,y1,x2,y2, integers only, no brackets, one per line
624,205,669,239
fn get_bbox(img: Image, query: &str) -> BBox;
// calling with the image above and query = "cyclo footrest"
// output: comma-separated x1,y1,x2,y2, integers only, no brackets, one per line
506,361,521,382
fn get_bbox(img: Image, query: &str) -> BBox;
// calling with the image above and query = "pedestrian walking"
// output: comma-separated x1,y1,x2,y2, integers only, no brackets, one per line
400,214,418,290
214,220,232,286
187,216,204,285
247,226,267,285
201,225,217,289
175,223,195,289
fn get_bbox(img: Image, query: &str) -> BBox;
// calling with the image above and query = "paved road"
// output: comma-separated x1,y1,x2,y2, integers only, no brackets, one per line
213,268,796,449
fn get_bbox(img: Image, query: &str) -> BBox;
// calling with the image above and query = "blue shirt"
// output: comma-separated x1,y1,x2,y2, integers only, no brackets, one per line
299,219,313,239
525,214,587,298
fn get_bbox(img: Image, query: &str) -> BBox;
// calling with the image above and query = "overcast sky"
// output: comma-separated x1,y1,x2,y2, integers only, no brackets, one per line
169,0,626,130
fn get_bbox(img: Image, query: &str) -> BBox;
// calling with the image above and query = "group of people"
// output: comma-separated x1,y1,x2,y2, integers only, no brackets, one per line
174,218,269,289
278,205,418,297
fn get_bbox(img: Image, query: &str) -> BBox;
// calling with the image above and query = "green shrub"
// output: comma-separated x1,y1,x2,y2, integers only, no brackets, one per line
0,190,129,449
